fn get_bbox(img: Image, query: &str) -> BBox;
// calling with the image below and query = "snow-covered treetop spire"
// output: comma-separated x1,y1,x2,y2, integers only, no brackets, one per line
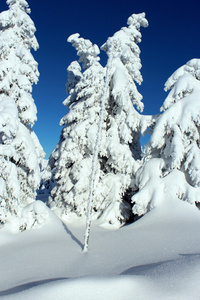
101,12,148,113
66,61,82,93
7,0,30,12
63,60,82,108
165,58,200,90
161,59,200,111
127,12,149,28
0,0,39,126
101,12,148,66
67,33,100,69
0,0,38,51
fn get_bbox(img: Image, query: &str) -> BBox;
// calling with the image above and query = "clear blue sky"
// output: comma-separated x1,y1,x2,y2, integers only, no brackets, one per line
1,0,200,158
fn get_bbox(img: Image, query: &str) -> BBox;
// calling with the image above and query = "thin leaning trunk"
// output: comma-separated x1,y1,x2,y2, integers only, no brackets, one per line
83,57,113,252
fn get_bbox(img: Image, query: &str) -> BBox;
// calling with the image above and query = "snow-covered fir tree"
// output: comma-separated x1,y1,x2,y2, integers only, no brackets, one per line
0,0,39,126
49,13,149,227
99,13,149,225
132,59,200,216
0,96,20,224
0,0,46,228
48,34,106,222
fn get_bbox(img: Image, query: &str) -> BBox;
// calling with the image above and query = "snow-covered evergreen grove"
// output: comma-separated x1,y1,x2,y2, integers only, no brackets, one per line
0,1,200,298
48,13,152,229
0,0,199,236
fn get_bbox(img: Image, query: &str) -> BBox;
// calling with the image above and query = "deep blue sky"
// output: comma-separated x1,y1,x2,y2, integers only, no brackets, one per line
1,0,200,158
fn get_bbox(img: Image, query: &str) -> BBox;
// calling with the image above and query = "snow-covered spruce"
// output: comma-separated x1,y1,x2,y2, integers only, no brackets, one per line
132,59,200,216
0,96,19,224
48,35,106,223
0,0,46,229
99,13,149,225
0,0,39,126
49,13,148,227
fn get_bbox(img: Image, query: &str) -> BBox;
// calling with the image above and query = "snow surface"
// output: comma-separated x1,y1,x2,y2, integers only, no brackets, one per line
0,198,200,299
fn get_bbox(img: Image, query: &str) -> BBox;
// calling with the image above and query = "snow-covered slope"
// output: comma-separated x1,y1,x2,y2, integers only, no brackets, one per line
0,199,200,299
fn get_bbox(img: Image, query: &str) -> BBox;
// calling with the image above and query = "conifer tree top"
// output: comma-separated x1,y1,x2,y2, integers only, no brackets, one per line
127,12,148,28
7,0,30,12
101,12,148,56
0,0,38,51
67,33,100,69
0,0,39,126
161,58,200,111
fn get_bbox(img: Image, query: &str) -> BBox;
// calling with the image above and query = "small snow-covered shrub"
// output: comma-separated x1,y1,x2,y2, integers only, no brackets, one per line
19,201,50,231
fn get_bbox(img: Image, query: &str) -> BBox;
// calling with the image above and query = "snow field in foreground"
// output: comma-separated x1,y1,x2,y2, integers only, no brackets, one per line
0,198,200,299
